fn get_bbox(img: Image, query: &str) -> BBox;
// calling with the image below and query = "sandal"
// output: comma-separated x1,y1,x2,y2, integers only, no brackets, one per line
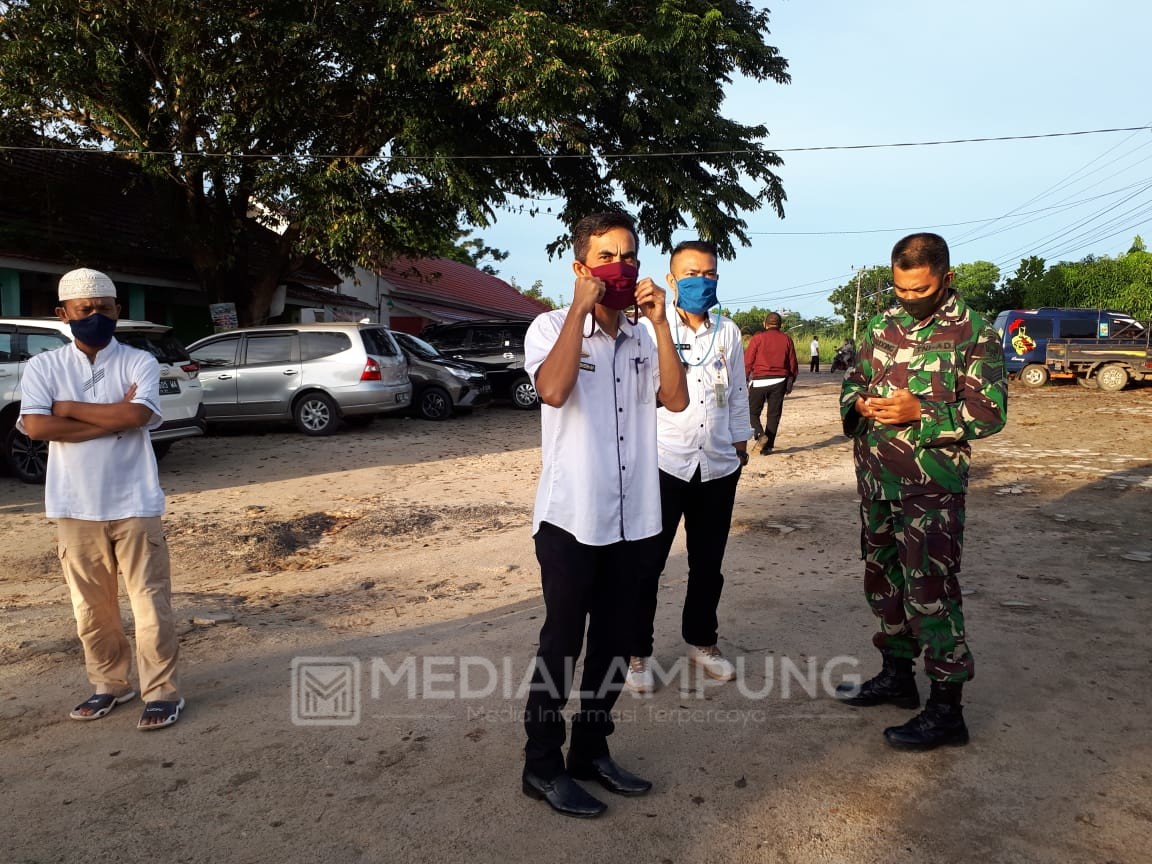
137,697,185,731
69,690,136,721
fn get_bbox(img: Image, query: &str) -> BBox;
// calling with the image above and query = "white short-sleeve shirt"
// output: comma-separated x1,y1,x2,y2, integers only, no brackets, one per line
19,338,165,520
526,308,663,546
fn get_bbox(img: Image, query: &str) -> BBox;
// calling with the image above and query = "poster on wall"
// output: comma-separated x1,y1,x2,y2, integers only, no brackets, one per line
209,302,238,332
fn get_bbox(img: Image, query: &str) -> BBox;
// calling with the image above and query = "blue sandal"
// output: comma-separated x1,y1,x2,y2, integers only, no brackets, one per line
137,697,185,731
69,691,136,721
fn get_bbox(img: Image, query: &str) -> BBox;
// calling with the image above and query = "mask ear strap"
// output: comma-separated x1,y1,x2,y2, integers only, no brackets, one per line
583,312,595,339
630,306,640,326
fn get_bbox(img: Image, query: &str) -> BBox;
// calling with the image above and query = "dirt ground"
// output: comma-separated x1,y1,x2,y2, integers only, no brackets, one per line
1,375,1150,864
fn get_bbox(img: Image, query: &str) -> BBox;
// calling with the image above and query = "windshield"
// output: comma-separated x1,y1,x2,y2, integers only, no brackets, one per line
116,330,190,364
395,332,442,360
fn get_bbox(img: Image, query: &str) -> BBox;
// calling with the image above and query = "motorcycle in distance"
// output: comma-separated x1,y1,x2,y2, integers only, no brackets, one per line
830,340,856,374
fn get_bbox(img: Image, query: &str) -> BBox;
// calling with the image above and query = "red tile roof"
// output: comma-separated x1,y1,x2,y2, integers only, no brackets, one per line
379,256,549,321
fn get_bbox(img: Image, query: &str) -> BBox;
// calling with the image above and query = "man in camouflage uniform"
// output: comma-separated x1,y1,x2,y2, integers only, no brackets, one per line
836,232,1007,750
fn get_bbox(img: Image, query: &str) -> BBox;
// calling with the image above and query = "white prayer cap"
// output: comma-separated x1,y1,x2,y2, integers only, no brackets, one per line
58,268,117,301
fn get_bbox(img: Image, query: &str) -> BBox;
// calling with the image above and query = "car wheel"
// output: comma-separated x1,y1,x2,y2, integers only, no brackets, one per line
510,375,539,410
151,441,173,461
293,392,342,435
1076,375,1099,390
1019,364,1049,388
1096,363,1129,392
3,425,48,484
418,386,453,421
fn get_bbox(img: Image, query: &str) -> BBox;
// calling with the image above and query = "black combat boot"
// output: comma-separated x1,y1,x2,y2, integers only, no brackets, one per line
835,654,920,708
883,680,969,750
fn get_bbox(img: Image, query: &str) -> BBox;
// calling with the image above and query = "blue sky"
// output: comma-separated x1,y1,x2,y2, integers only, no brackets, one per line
480,0,1152,318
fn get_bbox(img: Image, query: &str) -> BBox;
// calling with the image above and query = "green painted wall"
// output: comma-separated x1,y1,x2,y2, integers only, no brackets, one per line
0,268,19,315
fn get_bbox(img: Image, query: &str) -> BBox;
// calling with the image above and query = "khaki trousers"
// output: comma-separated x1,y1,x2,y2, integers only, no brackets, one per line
57,517,180,702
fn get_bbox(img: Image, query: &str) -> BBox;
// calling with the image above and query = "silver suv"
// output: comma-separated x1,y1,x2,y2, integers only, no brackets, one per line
0,318,206,483
187,322,411,435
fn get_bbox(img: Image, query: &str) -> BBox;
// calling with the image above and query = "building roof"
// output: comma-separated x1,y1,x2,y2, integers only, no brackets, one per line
379,256,549,321
0,139,337,289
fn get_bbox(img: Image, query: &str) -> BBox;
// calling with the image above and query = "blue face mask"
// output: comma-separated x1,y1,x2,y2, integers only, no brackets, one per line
675,276,719,314
69,312,117,349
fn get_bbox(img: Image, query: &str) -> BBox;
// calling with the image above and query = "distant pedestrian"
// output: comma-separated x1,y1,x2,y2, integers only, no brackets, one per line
809,335,820,373
19,268,183,731
744,312,798,455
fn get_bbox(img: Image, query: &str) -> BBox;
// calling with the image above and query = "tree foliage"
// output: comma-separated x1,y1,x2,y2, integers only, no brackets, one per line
950,260,1001,315
1024,246,1152,318
0,0,790,323
827,266,892,328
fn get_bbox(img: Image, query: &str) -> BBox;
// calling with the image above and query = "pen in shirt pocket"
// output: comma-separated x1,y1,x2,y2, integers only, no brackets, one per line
633,356,652,403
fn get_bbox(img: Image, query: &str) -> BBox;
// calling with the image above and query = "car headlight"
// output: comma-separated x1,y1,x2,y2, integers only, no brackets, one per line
448,367,473,380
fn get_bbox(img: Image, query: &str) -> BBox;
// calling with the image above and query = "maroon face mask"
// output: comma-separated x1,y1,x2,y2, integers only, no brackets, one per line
589,262,639,310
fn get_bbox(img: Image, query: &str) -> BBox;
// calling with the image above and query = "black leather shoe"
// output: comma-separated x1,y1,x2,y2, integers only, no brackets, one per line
522,770,607,818
568,755,653,796
835,656,920,709
883,702,969,751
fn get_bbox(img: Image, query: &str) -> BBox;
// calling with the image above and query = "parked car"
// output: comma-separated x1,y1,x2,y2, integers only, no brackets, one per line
992,307,1143,386
186,322,411,435
0,317,206,483
419,319,538,409
391,331,492,421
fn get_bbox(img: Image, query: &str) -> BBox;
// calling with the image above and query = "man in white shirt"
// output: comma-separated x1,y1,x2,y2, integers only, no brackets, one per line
810,335,821,373
19,268,183,731
522,212,688,818
627,241,753,693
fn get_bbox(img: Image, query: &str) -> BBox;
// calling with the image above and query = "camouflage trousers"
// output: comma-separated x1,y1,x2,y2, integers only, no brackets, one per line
859,494,974,683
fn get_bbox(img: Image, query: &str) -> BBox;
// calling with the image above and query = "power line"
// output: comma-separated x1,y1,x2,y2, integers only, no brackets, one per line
0,125,1147,162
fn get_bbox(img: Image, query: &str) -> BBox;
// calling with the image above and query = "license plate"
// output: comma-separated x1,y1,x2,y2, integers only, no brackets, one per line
159,379,180,395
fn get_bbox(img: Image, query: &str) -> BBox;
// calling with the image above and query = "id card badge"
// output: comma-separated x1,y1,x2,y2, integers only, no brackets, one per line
713,356,728,407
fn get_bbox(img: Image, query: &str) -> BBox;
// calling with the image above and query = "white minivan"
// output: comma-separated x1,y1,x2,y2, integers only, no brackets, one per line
0,318,206,483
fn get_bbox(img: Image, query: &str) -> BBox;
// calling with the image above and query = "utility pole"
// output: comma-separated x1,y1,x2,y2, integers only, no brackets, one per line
852,266,864,344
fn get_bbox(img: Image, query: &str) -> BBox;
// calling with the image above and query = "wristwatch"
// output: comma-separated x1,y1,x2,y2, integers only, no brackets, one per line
737,450,749,466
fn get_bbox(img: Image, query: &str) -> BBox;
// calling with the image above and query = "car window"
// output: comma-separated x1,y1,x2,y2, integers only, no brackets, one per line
300,331,352,361
360,328,398,357
244,334,295,365
425,328,468,351
1013,318,1051,340
470,328,504,350
0,328,13,363
117,331,191,364
500,327,526,349
1058,319,1097,339
191,336,240,368
394,332,441,360
24,330,71,358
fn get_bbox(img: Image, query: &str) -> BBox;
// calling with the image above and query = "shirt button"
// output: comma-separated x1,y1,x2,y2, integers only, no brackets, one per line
621,465,626,471
619,407,623,413
616,378,621,382
619,436,624,441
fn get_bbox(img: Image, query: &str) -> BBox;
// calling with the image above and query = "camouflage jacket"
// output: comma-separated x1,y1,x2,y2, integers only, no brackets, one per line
840,289,1008,499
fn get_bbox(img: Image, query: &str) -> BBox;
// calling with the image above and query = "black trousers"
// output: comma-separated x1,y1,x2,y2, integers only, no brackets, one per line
632,466,741,658
809,355,820,373
523,522,661,778
748,381,788,449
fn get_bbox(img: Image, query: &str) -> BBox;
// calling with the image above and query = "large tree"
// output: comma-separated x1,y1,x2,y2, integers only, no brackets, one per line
0,0,790,323
950,260,1001,315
